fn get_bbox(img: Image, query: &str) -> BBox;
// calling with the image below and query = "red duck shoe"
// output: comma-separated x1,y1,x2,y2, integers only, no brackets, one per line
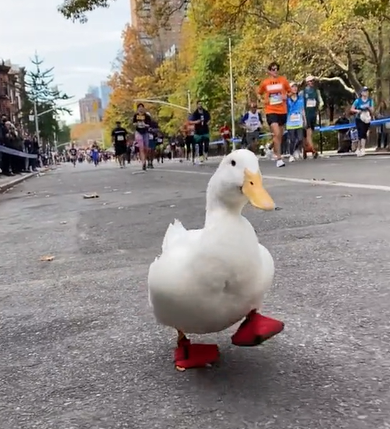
231,311,284,347
174,339,219,370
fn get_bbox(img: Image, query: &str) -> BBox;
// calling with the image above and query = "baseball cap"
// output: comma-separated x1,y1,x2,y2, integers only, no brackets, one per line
305,75,315,82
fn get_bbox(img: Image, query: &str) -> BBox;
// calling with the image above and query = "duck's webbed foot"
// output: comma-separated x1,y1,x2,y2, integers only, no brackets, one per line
231,310,284,347
174,330,219,371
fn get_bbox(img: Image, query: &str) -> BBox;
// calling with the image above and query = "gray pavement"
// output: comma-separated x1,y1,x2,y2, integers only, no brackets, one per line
1,156,390,429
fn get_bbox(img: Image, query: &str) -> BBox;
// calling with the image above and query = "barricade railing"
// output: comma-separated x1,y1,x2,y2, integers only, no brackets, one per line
0,146,38,159
209,117,390,146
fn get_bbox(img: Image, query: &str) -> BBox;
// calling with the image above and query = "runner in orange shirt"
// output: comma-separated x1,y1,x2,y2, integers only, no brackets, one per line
258,62,291,167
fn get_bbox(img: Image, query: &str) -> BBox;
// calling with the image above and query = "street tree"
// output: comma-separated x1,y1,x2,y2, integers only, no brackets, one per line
24,54,72,145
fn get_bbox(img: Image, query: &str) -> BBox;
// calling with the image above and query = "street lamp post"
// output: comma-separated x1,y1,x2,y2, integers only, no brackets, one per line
31,100,76,148
33,99,40,147
228,38,236,150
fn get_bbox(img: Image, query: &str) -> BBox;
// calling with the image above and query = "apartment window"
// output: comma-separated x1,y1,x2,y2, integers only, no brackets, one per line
142,0,151,11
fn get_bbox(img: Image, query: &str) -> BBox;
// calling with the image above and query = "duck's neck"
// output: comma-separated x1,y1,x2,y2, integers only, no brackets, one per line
205,196,244,227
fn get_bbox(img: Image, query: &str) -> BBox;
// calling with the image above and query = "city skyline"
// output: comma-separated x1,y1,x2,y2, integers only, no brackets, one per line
78,81,112,123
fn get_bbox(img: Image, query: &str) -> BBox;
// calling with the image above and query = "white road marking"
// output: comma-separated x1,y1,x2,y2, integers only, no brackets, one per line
159,169,390,192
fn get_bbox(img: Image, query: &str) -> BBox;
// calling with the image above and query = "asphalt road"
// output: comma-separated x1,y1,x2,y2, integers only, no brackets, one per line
1,156,390,429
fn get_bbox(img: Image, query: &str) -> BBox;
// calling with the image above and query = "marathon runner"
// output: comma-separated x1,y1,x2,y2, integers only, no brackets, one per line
286,82,306,162
183,115,196,163
69,144,77,167
147,119,159,169
111,121,128,168
133,103,152,171
192,101,211,162
240,102,263,153
258,62,291,167
302,75,324,159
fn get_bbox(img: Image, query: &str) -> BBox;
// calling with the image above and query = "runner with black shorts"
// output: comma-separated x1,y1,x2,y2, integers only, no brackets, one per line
111,121,128,168
258,62,291,167
69,144,77,167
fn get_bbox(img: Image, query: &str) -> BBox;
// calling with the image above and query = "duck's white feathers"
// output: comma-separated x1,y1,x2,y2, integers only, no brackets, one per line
148,215,274,334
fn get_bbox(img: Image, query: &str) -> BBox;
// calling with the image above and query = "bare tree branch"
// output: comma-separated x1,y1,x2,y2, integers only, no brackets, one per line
361,27,379,65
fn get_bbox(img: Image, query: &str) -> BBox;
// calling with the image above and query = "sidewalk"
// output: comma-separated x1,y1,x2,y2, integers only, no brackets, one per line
0,168,49,193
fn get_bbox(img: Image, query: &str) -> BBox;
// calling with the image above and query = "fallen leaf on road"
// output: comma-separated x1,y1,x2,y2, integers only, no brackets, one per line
118,206,124,209
170,205,176,208
83,193,99,199
275,207,282,211
124,191,132,194
316,196,322,199
60,221,67,224
341,194,352,198
40,255,55,262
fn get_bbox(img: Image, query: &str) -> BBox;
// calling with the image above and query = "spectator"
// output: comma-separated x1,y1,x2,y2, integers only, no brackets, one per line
375,100,389,151
219,122,231,155
335,111,351,153
0,115,12,176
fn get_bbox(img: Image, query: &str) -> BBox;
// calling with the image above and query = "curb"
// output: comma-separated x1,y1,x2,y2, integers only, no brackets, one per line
0,168,50,194
327,151,390,158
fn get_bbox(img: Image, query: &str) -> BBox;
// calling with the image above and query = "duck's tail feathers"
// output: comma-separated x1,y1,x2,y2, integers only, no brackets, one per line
162,219,187,252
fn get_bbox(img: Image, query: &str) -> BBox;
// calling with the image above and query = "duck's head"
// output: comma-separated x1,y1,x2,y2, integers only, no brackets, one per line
207,149,275,212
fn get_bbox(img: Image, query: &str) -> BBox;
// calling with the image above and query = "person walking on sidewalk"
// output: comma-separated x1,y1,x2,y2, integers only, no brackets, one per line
192,101,211,162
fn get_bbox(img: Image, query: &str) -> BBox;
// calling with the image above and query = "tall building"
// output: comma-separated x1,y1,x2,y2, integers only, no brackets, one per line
130,0,189,60
79,93,102,123
100,81,112,110
88,85,100,99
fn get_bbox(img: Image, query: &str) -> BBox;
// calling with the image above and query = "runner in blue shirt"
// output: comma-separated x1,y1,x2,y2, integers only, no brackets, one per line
286,82,306,162
350,86,374,157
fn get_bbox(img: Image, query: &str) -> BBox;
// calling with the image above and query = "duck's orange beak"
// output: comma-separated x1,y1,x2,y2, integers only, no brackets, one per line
242,169,275,210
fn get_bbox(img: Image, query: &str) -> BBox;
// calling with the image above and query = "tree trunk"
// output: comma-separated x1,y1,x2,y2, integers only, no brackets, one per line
376,21,384,103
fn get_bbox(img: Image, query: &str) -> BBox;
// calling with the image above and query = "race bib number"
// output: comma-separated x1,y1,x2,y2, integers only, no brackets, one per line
117,135,124,141
247,121,260,131
149,133,153,140
289,113,301,122
306,99,316,107
269,93,282,105
137,122,145,128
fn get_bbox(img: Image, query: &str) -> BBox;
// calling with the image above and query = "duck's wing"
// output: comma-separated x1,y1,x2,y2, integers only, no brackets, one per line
162,219,202,253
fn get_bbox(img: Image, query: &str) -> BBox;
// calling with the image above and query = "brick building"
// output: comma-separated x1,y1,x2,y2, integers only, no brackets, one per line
0,60,26,124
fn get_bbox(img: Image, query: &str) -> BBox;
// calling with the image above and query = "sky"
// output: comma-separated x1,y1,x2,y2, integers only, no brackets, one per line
0,0,131,123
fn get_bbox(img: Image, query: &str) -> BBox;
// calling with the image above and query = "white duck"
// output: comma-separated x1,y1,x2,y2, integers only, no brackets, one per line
148,149,284,370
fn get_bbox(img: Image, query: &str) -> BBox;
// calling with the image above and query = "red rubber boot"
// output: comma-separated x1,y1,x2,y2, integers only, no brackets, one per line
174,337,219,370
231,311,284,347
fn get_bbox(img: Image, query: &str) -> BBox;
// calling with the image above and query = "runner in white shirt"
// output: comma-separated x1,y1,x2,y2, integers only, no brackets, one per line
240,102,263,152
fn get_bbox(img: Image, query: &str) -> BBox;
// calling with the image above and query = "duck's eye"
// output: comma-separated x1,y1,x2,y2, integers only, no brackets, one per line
231,160,236,166
250,181,254,185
